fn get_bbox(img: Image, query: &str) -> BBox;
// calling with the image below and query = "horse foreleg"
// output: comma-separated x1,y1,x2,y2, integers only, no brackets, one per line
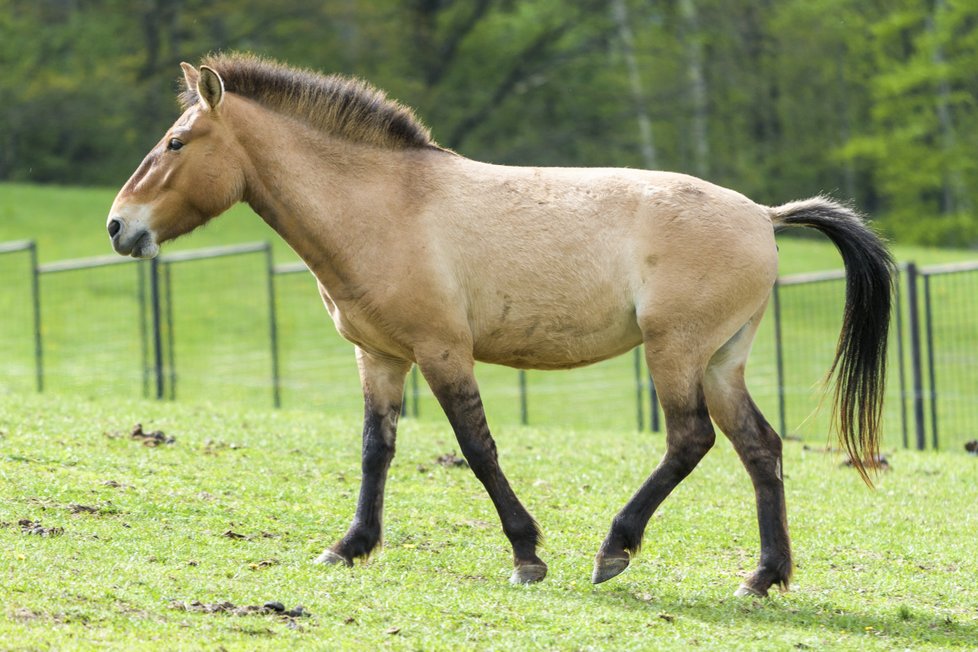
315,349,411,566
593,367,716,584
418,349,546,584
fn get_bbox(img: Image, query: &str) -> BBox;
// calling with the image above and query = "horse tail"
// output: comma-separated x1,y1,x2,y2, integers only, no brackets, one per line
770,196,895,486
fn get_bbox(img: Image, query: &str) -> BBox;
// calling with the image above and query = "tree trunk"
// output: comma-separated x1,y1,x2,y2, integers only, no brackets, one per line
611,0,657,169
678,0,709,177
928,0,967,215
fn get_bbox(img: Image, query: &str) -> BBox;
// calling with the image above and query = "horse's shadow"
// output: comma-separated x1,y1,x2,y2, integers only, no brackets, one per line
577,583,974,647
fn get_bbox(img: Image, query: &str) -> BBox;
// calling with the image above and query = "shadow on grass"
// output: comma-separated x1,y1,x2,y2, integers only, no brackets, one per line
585,583,976,648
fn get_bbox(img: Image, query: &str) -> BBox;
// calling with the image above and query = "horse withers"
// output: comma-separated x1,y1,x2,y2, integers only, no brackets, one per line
107,54,893,597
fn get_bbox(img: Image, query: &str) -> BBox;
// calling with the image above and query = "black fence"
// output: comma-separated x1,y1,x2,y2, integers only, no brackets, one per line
2,239,975,452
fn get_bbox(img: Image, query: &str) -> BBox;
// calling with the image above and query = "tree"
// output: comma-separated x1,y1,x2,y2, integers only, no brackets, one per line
3,0,978,247
841,0,978,245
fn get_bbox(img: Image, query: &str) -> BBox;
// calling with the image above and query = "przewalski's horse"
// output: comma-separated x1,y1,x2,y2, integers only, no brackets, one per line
107,54,893,597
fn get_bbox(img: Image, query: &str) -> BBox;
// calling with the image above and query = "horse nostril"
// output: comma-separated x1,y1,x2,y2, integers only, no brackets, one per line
107,218,122,238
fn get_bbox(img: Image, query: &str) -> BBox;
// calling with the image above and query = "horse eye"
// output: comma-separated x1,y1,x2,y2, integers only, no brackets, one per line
167,138,184,151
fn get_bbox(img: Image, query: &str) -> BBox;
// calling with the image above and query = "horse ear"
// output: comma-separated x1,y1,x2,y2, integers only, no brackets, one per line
197,65,225,111
180,62,198,92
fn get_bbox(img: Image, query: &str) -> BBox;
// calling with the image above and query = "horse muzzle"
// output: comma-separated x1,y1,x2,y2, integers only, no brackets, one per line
107,215,160,259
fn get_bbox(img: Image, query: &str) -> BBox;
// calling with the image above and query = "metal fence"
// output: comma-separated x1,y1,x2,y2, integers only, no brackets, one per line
771,266,909,451
2,239,975,451
918,260,978,451
0,240,40,393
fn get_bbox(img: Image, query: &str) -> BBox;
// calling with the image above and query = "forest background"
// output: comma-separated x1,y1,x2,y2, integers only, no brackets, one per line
2,0,977,247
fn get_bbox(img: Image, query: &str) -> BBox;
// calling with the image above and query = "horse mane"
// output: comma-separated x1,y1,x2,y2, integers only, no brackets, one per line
180,53,436,150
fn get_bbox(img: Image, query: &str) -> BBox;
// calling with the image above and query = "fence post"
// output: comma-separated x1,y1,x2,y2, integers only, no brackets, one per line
264,244,282,409
399,366,420,418
772,280,787,438
149,257,165,400
137,261,149,398
922,274,938,450
519,369,528,425
893,267,909,449
164,262,176,400
649,375,660,432
411,365,419,417
905,263,926,450
29,241,43,393
634,348,644,431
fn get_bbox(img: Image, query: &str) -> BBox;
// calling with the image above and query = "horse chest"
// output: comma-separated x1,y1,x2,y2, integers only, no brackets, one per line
317,285,414,359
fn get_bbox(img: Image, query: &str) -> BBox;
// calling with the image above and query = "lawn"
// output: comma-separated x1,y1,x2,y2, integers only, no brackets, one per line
1,181,977,450
1,394,976,650
1,181,975,270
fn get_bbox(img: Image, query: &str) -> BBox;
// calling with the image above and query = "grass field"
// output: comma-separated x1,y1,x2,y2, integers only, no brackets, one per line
2,181,976,268
1,393,976,650
2,181,977,449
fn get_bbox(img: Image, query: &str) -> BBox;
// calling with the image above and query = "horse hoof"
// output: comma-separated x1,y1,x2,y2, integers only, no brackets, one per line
509,563,548,585
734,584,767,598
314,549,352,567
591,553,629,584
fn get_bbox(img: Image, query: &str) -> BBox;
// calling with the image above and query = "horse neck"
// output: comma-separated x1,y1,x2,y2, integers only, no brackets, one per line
229,97,430,287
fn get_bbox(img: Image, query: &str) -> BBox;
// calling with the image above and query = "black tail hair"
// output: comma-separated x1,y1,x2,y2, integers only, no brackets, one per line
772,197,895,485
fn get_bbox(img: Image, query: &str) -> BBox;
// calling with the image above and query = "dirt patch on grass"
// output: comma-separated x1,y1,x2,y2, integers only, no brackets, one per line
841,453,890,470
222,529,279,541
66,502,121,517
67,503,99,514
105,423,174,446
169,599,309,619
18,519,64,536
129,423,174,446
435,452,467,468
249,558,280,570
9,607,73,624
99,480,133,490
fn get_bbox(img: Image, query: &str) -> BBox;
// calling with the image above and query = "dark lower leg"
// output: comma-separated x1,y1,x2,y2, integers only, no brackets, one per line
729,408,792,596
594,392,715,583
701,310,791,595
322,400,400,563
427,375,545,582
317,352,408,566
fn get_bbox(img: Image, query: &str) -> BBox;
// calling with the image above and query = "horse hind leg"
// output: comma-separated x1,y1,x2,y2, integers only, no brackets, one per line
593,348,716,584
703,315,793,597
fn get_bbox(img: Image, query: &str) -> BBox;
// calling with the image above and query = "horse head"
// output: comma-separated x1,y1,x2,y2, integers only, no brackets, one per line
107,64,245,258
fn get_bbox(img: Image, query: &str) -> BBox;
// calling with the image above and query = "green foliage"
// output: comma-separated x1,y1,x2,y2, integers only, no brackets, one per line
3,1,978,244
838,1,978,245
1,393,976,649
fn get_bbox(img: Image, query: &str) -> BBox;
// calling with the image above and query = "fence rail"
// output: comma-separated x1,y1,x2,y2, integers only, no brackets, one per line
2,239,976,451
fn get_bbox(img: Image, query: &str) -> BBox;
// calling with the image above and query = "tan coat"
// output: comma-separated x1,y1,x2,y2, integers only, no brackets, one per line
107,55,892,596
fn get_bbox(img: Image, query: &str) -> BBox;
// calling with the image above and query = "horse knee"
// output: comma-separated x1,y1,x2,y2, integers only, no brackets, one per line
361,436,394,474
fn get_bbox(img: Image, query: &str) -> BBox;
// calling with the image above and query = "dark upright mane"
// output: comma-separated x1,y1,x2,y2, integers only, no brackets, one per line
181,53,435,150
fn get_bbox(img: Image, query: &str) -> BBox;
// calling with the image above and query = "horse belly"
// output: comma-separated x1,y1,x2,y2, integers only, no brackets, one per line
472,305,643,370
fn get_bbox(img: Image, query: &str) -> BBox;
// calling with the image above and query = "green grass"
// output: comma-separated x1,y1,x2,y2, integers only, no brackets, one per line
1,181,977,449
1,393,976,650
1,182,975,269
0,182,300,264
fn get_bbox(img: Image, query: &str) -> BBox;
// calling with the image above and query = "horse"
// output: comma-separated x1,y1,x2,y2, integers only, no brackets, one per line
107,53,893,597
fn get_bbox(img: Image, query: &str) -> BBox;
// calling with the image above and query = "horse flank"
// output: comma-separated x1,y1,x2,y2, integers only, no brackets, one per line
180,53,436,151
